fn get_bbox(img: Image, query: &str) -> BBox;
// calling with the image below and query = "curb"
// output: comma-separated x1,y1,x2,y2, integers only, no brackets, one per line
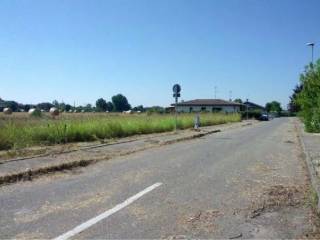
162,129,221,145
296,121,320,212
0,127,226,165
0,138,142,165
0,159,96,185
0,128,221,186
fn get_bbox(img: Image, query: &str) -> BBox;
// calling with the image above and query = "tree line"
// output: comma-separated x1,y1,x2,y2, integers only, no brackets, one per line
233,98,282,114
0,94,133,113
0,93,169,114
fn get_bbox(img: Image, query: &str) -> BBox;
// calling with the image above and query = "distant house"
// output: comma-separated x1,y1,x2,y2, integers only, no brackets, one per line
243,101,265,111
173,99,242,113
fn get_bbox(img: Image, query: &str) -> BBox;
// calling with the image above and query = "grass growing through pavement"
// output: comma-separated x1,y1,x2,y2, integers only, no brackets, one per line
0,112,241,150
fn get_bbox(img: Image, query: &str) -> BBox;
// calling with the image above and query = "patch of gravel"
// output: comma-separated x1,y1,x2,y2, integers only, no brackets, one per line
249,185,306,219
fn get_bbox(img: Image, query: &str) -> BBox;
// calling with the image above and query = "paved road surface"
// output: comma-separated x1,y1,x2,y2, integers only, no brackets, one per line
0,118,314,239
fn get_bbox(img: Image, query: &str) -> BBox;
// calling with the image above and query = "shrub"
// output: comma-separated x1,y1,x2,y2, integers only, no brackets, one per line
29,109,42,118
241,110,262,120
297,60,320,132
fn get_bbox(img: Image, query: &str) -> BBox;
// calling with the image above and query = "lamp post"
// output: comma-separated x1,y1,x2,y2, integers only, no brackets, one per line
306,42,316,120
306,42,315,64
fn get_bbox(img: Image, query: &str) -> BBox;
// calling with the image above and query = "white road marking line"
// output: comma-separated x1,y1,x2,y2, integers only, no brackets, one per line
53,182,163,240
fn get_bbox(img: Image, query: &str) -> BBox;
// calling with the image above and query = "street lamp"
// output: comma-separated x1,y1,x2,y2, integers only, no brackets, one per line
306,42,315,64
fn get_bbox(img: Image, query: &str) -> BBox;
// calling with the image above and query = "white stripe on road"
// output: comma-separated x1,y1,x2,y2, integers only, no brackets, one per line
53,182,163,240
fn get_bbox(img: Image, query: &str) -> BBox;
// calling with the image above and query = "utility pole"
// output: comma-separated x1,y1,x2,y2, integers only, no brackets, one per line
214,86,217,99
229,90,232,101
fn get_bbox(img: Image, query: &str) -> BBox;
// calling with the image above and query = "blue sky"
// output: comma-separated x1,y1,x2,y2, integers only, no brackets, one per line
1,0,319,108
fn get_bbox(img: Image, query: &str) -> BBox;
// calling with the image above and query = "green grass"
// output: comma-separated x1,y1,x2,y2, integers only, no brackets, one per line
0,112,241,150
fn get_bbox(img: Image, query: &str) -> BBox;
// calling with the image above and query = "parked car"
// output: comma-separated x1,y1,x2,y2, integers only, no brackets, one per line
259,113,269,121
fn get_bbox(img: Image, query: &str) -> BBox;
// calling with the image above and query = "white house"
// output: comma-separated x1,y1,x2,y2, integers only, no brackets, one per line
173,99,242,113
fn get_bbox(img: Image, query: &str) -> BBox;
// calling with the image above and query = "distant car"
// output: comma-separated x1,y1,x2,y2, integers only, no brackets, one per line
268,113,276,120
260,114,269,121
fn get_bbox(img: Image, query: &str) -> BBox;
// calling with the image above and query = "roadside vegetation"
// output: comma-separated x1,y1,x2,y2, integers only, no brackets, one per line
234,98,283,119
0,112,241,151
290,59,320,132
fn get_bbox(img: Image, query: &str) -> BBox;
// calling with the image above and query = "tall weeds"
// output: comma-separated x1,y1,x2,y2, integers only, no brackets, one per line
0,113,241,150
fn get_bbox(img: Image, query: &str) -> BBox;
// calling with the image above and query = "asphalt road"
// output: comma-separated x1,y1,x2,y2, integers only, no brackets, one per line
0,118,314,239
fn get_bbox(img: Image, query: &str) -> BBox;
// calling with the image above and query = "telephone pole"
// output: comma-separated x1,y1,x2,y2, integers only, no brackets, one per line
214,86,217,99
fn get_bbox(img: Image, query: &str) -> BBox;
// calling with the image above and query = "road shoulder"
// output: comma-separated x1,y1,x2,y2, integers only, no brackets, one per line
296,118,320,212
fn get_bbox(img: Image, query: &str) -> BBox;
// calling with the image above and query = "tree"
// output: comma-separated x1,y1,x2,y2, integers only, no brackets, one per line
297,60,320,132
4,101,19,112
288,84,303,113
76,105,84,112
112,94,131,112
132,105,144,112
234,98,245,111
24,104,34,112
37,102,53,111
65,104,72,112
106,101,113,112
58,102,66,111
52,100,59,107
0,98,4,112
96,98,108,112
234,98,242,104
17,103,25,112
265,101,282,114
84,104,93,112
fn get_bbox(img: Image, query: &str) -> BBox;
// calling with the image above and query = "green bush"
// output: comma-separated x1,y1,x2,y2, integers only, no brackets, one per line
297,60,320,133
241,110,262,120
29,109,42,118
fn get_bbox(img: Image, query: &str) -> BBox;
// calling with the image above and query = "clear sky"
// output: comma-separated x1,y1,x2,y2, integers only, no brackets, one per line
1,0,319,108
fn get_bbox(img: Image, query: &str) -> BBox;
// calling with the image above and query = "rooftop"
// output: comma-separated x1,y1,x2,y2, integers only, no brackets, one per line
174,99,243,106
244,101,265,109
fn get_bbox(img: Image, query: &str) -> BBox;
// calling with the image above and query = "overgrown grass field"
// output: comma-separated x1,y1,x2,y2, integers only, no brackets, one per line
0,112,241,150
